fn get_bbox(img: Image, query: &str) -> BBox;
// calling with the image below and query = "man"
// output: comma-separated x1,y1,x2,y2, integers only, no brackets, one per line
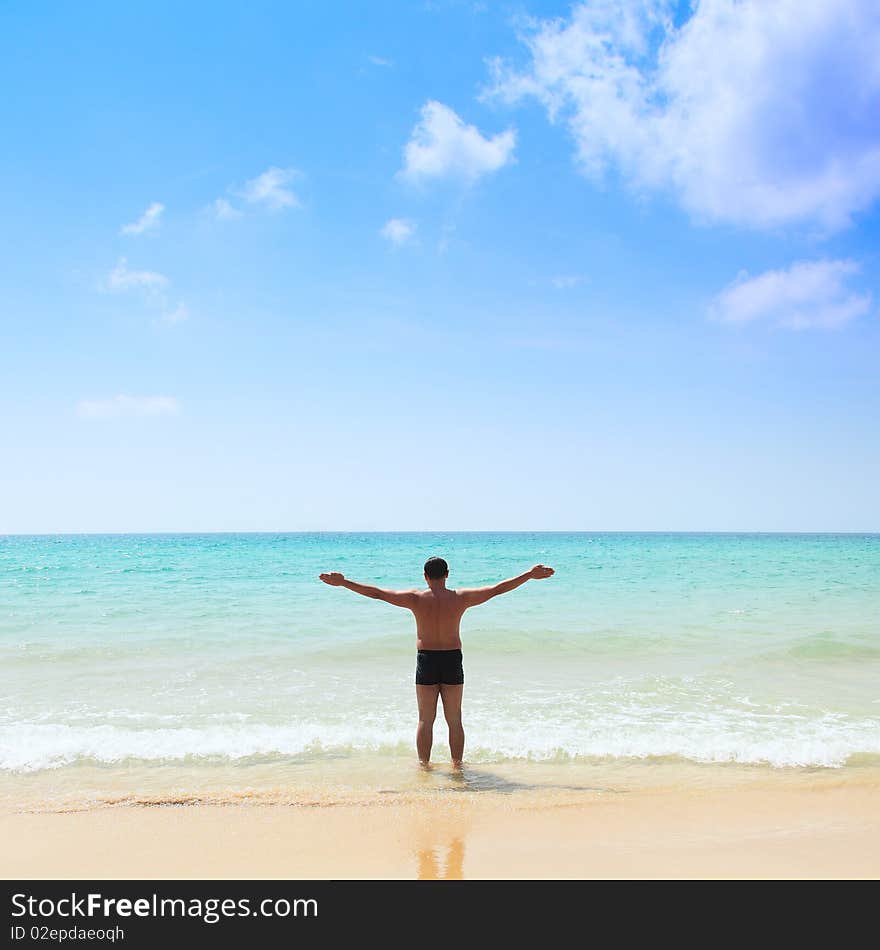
318,557,555,769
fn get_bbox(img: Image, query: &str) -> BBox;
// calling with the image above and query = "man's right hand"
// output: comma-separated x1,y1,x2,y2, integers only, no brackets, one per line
529,564,554,579
319,572,345,586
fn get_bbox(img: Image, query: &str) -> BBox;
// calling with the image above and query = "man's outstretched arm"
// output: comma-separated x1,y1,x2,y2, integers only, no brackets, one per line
460,564,554,608
319,572,417,609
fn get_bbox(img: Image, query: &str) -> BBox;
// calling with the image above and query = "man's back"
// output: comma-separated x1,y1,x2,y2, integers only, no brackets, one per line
409,587,468,650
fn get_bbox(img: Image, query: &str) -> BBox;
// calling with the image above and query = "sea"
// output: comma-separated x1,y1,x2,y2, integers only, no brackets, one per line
2,532,878,806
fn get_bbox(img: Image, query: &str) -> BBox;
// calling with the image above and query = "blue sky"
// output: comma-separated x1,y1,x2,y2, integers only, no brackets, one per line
1,0,878,532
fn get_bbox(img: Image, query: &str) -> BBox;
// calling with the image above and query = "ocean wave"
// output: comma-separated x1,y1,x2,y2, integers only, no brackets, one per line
2,714,879,772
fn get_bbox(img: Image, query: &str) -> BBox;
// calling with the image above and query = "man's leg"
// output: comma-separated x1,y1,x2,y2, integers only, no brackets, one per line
439,684,465,768
416,685,440,765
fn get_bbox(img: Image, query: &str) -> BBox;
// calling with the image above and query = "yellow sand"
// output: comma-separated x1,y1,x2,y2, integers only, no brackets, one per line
3,780,879,879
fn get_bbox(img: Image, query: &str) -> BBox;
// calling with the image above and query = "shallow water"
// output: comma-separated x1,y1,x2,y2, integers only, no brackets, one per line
2,533,879,793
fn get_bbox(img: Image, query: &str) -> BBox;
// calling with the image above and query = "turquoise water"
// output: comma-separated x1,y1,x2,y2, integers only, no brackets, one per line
1,533,878,774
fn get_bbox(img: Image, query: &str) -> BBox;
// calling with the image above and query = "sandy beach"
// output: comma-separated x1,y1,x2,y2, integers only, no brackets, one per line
4,768,878,880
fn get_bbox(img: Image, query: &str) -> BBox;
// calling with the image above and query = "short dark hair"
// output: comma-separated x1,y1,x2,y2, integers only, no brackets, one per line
424,556,449,579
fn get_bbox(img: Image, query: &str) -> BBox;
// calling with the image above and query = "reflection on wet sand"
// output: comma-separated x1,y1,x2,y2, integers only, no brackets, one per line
418,838,465,880
411,764,623,879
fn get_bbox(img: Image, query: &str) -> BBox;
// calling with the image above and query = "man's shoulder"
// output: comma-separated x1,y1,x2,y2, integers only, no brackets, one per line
411,588,465,601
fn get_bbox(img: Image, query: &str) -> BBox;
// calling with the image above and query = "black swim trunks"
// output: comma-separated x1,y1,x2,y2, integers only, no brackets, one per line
415,649,464,686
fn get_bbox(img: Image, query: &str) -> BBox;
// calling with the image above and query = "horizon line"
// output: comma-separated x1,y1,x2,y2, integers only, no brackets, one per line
2,530,879,537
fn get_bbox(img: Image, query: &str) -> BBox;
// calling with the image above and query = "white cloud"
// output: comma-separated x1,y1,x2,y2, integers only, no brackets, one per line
101,260,187,325
235,166,301,211
552,275,582,289
76,395,180,420
120,202,165,236
709,259,872,329
369,55,393,67
160,302,189,324
381,218,416,244
103,258,168,293
400,101,516,184
213,167,301,217
487,0,880,230
212,198,242,220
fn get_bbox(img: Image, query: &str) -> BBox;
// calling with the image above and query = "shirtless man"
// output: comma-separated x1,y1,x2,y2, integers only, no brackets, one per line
318,557,555,769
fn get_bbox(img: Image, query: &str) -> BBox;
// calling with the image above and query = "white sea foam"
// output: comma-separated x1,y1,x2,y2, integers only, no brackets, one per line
0,722,410,772
2,712,878,772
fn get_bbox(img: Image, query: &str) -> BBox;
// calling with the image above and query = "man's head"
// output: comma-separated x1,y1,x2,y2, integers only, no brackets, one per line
424,556,449,581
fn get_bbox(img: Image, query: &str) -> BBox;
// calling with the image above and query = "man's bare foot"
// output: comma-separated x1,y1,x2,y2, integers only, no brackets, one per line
418,760,433,770
451,760,463,771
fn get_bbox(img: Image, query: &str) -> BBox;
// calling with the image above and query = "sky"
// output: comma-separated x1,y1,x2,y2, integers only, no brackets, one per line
1,0,878,532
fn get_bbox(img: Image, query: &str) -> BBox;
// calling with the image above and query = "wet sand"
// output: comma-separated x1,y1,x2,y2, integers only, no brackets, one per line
3,768,878,879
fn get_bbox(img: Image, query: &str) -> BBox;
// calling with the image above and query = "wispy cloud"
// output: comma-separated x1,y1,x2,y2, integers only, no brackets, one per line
120,202,165,236
368,54,393,67
487,0,880,231
160,302,189,324
212,166,302,218
76,395,180,420
551,275,582,290
212,198,242,221
100,259,187,324
400,101,516,184
103,258,168,293
710,259,872,329
235,166,301,211
437,222,456,254
380,218,416,245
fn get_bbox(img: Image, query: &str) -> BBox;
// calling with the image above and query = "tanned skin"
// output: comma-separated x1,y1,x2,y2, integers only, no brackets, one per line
318,563,555,769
